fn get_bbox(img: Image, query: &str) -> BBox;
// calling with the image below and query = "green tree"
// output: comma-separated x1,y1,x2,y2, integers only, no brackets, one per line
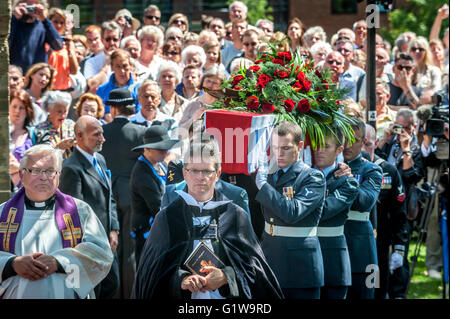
226,0,273,25
381,0,448,44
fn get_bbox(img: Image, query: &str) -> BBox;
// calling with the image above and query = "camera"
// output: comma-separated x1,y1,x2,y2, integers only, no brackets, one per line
124,15,132,26
393,124,403,135
417,89,449,137
25,5,35,13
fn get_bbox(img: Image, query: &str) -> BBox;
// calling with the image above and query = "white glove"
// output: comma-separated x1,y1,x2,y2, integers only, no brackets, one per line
255,165,268,190
390,252,404,270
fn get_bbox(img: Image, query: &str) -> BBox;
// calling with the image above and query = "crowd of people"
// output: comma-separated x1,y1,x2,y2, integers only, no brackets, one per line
2,0,449,300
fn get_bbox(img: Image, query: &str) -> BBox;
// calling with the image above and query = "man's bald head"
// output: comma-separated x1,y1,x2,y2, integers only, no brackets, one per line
75,115,105,154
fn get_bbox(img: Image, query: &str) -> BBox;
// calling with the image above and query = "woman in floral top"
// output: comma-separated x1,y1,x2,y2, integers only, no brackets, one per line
36,91,76,159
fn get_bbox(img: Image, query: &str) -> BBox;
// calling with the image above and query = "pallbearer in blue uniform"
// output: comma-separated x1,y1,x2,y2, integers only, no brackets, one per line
343,119,383,299
255,121,326,299
313,127,359,299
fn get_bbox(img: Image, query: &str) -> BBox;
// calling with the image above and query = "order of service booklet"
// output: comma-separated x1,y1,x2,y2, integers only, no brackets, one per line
184,242,226,276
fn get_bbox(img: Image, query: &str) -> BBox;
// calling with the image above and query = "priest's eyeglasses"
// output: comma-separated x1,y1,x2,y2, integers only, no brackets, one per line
184,168,216,177
22,168,59,178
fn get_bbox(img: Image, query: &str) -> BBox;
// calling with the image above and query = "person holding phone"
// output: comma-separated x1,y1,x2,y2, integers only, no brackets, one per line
36,91,76,160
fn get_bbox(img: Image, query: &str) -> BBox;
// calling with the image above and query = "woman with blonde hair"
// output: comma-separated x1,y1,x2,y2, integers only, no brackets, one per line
24,62,55,124
408,36,442,102
168,13,189,34
136,25,165,82
74,93,105,122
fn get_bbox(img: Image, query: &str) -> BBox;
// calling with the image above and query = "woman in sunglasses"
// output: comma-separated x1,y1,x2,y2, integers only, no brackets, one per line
168,13,189,34
408,36,442,103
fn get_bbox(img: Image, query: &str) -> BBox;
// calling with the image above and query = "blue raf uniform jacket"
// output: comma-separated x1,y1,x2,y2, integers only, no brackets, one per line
344,153,383,273
255,161,326,289
318,167,359,287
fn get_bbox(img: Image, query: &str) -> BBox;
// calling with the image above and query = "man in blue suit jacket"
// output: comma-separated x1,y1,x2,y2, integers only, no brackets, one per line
313,127,359,299
255,121,326,299
343,119,383,299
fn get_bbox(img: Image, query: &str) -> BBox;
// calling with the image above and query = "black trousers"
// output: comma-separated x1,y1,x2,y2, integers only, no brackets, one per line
321,286,348,299
282,287,320,299
94,253,119,299
347,273,375,299
375,238,391,299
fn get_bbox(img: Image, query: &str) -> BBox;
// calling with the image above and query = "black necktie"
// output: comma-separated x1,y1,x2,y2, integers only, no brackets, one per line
277,169,285,182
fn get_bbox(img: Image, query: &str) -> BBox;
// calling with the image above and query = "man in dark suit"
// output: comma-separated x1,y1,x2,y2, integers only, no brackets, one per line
59,115,120,299
255,121,326,299
100,88,147,298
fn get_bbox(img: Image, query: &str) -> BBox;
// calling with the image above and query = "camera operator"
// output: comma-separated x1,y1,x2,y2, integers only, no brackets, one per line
418,88,449,280
375,109,426,298
10,0,63,73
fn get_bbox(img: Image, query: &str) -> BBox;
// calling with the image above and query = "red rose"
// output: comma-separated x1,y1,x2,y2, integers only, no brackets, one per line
249,65,261,72
272,58,285,66
246,96,259,110
261,102,276,113
321,79,329,90
297,71,306,81
315,70,322,78
296,99,311,113
283,99,295,112
255,59,265,64
292,80,311,93
277,51,292,62
232,75,244,87
256,74,271,89
234,86,243,90
275,69,289,78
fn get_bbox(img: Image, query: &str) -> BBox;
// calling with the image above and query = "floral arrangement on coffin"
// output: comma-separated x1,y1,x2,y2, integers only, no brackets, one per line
206,44,356,149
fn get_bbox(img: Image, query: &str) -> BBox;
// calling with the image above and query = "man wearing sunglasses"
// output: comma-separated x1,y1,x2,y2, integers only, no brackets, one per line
84,21,123,93
323,51,357,101
142,5,161,26
388,52,422,110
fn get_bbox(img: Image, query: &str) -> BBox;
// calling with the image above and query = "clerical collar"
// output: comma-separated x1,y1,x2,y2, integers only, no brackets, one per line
25,194,55,210
175,190,231,210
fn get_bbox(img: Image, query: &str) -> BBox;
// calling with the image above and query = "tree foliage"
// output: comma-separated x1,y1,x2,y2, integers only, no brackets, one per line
380,0,449,44
226,0,273,25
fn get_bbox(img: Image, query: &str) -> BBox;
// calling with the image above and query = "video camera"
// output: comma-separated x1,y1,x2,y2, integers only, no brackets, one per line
417,90,449,137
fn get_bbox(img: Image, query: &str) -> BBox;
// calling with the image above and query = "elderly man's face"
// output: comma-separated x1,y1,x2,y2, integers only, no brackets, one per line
336,42,354,63
78,120,105,154
229,4,247,21
124,41,141,59
325,52,345,74
138,85,161,121
354,22,367,40
183,159,220,201
375,48,389,71
20,153,60,202
375,84,390,107
102,29,121,53
258,22,273,38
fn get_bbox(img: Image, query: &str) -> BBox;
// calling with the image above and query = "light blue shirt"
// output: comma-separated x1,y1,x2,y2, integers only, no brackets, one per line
273,164,292,184
316,161,337,178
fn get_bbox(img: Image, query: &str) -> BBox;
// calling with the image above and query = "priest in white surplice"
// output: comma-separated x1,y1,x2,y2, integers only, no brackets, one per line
0,144,113,299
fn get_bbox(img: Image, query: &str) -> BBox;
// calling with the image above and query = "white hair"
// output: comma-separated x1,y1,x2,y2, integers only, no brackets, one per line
120,35,141,50
310,41,333,57
198,30,218,42
42,91,72,112
138,25,164,49
165,26,184,39
181,45,207,68
157,60,182,84
19,144,64,172
352,19,367,31
303,26,327,44
230,57,253,73
337,28,355,42
255,19,274,30
229,1,248,13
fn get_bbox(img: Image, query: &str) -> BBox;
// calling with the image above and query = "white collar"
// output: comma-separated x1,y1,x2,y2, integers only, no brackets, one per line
175,190,231,210
76,145,96,166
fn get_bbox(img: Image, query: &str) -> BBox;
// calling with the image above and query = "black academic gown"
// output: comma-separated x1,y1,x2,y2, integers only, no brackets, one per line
132,190,283,299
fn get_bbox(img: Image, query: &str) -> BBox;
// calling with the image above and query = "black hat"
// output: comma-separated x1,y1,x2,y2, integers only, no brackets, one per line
105,88,135,107
132,124,181,151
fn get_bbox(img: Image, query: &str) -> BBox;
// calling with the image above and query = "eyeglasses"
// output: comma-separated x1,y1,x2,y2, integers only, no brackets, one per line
327,59,342,65
243,42,257,47
173,19,186,25
164,51,180,56
397,65,412,71
185,168,216,177
105,37,119,42
145,15,160,21
22,168,59,178
410,47,425,52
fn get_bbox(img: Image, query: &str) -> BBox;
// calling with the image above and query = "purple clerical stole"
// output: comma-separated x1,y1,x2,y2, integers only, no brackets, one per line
0,187,83,254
